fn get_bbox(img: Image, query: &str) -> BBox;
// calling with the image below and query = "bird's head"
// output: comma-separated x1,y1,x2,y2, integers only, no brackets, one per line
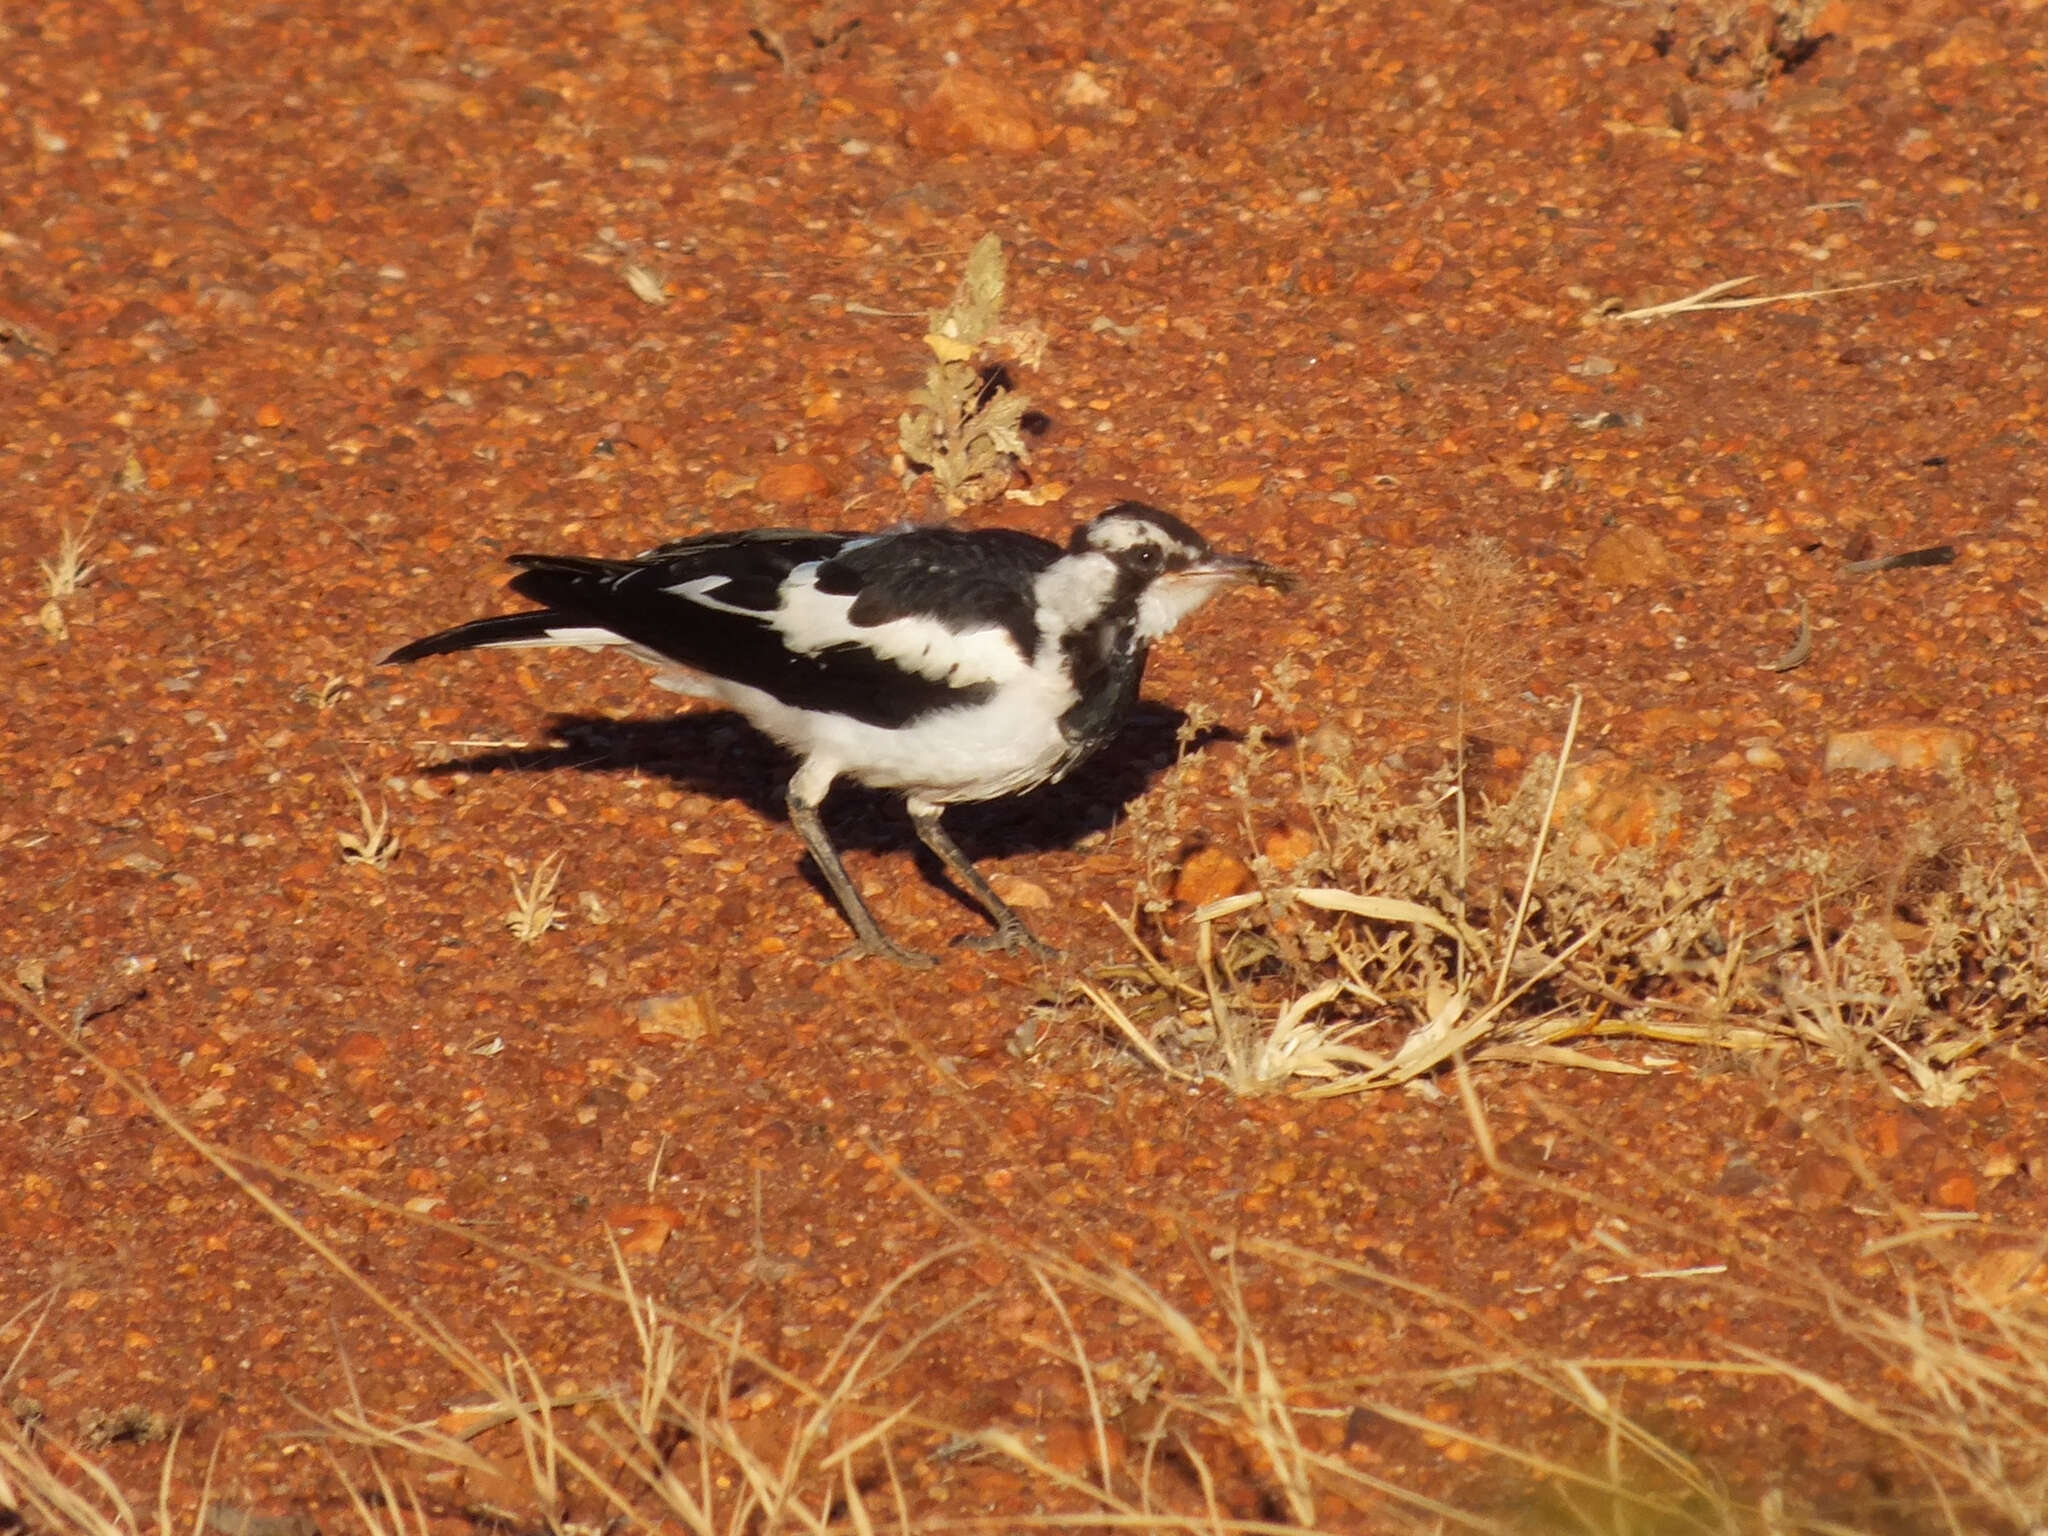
1073,502,1292,641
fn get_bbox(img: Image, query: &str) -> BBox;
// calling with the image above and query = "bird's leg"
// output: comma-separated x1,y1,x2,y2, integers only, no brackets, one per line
908,802,1060,957
786,785,937,969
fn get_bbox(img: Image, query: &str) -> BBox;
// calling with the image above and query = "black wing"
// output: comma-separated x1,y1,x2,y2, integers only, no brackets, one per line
389,526,1065,732
813,526,1059,656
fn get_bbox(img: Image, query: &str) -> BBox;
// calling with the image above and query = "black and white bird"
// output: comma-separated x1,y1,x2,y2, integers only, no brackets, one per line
384,502,1290,966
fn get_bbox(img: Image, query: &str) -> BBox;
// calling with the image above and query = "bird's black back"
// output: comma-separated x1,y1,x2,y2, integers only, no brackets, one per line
815,527,1058,657
500,526,1067,732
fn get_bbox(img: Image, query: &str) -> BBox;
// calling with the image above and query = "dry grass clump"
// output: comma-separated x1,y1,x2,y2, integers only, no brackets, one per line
1,1288,211,1536
1088,730,2048,1103
1447,1081,2048,1535
316,1243,955,1536
24,1208,2044,1536
1089,534,2044,1103
1403,537,1540,761
36,512,100,642
503,851,566,944
895,233,1047,511
1758,1247,2048,1532
1764,790,2048,1104
0,1239,1761,1536
0,1420,201,1536
335,772,401,871
9,985,2048,1536
39,515,99,601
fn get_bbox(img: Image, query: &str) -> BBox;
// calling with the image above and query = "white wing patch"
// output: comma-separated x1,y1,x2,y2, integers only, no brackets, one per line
663,574,770,616
772,569,1029,688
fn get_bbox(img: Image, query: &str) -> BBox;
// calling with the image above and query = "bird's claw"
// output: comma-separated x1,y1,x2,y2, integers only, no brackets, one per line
954,924,1061,959
828,936,940,969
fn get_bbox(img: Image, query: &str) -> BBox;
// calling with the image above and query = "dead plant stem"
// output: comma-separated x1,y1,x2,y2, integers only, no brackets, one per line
1490,690,1582,1008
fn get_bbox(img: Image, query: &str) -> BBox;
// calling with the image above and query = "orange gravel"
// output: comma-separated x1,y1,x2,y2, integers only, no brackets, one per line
5,0,2047,1528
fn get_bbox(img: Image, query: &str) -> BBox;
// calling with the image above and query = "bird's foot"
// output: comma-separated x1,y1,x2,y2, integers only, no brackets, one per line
954,922,1061,959
827,934,940,970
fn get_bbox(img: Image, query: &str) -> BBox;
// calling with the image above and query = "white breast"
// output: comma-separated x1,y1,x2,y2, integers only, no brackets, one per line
706,668,1080,805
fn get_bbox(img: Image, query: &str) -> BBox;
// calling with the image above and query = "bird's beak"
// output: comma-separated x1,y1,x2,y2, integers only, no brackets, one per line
1187,552,1295,592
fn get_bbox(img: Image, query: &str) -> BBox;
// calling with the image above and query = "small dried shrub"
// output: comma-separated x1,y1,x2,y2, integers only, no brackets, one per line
503,852,566,944
896,234,1047,511
1090,740,2048,1102
743,1,861,75
1651,1,1830,88
336,773,401,871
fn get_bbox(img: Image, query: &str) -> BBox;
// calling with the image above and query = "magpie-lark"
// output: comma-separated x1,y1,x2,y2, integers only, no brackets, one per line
384,502,1290,966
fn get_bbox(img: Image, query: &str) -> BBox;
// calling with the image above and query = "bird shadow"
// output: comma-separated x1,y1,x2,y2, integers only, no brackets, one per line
422,701,1248,919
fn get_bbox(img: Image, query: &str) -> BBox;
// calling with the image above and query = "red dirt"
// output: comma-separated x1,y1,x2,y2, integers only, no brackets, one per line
5,0,2047,1528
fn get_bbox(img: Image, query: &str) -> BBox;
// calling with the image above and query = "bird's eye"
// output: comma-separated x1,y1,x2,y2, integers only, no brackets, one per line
1132,545,1162,570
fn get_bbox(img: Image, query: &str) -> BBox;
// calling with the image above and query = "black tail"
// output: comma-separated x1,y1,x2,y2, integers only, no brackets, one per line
503,552,631,614
383,554,634,665
382,611,564,665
